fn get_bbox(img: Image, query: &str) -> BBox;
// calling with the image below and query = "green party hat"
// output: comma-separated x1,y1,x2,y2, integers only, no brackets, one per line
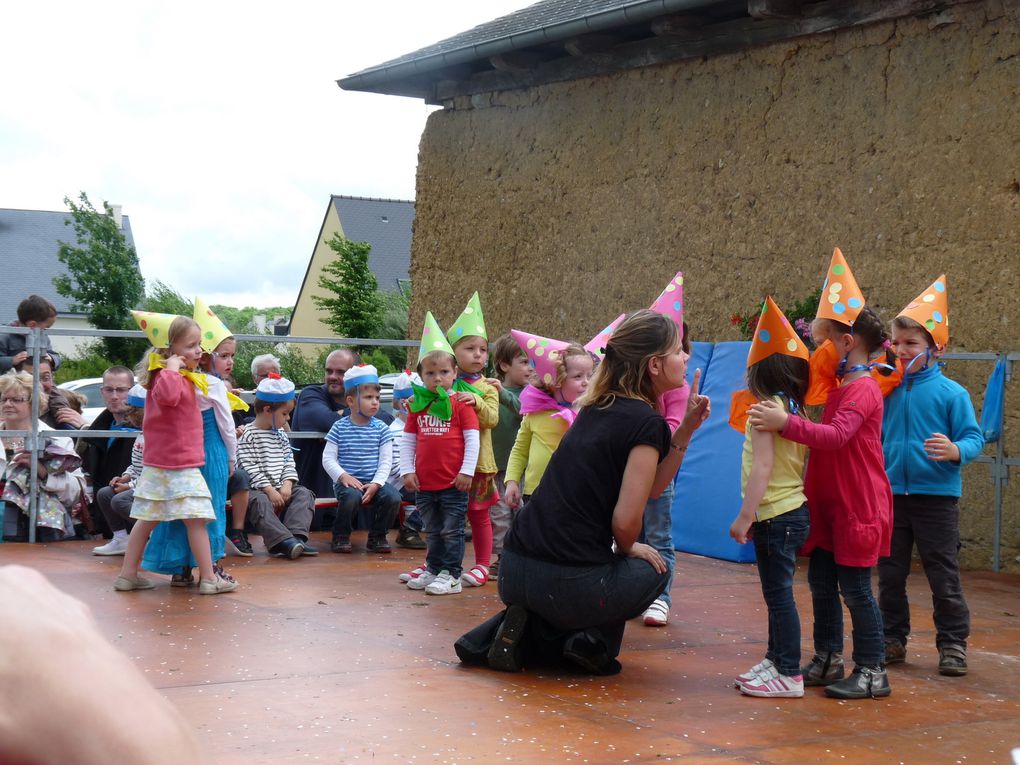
446,291,487,345
418,311,455,364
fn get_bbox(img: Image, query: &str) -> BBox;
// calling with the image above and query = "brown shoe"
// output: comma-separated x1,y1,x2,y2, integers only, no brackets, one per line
884,638,906,665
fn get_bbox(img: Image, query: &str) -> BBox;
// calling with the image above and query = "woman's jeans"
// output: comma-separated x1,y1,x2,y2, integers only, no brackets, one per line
498,548,668,658
638,483,675,605
808,547,885,668
752,504,810,676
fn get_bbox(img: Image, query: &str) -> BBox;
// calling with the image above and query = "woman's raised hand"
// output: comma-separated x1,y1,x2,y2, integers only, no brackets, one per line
680,368,710,434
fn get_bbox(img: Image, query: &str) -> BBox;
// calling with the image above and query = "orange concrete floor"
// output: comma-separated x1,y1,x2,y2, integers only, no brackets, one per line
2,533,1019,764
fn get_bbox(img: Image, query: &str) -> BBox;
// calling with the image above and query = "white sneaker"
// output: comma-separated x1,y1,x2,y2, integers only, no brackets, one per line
735,657,775,687
425,570,462,595
642,598,669,626
93,535,129,556
407,570,438,590
738,664,804,698
400,565,428,583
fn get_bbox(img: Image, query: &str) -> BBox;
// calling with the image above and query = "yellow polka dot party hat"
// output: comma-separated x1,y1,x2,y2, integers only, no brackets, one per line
511,329,571,388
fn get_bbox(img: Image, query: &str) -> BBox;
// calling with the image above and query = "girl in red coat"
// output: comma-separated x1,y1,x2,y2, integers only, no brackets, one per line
750,305,894,700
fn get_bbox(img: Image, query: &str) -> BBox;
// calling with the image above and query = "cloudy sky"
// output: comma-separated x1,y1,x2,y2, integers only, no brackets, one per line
1,1,533,308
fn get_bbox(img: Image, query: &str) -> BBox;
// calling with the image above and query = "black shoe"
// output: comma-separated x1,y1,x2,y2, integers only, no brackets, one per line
227,529,254,557
938,644,967,676
296,538,318,556
487,604,529,672
454,609,508,666
563,629,622,676
824,666,891,699
366,536,392,554
331,535,352,554
801,651,845,686
269,537,304,559
395,526,427,549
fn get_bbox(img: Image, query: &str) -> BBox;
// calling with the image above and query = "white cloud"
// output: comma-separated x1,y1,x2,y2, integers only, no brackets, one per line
0,0,533,308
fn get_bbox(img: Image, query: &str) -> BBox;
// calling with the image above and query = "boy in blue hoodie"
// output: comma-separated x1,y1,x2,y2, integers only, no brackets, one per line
878,276,984,677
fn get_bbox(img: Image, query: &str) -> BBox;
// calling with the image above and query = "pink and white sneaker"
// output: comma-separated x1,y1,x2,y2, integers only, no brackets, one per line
460,564,489,587
399,565,428,584
738,664,804,698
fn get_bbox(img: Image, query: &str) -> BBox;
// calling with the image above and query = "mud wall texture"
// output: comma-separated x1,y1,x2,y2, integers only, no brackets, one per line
409,0,1020,570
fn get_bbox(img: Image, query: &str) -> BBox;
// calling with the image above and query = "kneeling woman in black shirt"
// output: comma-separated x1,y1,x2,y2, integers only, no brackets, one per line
455,309,710,674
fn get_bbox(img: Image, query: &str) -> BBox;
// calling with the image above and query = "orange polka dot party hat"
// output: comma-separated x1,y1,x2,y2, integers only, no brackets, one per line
897,274,949,349
747,296,810,367
815,247,866,325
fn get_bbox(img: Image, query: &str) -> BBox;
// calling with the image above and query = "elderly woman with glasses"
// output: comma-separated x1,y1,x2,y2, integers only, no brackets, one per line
1,371,85,541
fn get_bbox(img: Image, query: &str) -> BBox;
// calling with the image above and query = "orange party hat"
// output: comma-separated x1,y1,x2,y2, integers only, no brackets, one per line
897,274,948,349
747,296,810,367
815,247,866,325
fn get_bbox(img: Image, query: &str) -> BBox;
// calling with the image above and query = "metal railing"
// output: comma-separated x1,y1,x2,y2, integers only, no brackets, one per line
2,325,1017,570
1,324,417,543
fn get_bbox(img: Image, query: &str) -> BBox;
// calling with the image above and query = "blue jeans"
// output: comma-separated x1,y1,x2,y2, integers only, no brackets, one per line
752,504,810,676
638,484,675,605
808,547,885,668
333,482,401,540
418,488,468,578
399,486,423,533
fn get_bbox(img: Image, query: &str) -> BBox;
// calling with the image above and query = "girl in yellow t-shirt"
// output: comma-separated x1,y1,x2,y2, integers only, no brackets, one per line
729,297,811,699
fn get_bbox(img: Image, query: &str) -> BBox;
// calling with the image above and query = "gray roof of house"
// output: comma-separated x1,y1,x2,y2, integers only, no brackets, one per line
339,0,725,94
332,196,414,291
0,207,136,316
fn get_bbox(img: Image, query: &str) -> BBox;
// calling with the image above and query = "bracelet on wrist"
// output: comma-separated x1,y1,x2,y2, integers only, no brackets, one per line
670,442,688,453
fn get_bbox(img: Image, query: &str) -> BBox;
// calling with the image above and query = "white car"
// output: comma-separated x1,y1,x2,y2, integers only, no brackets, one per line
58,377,109,426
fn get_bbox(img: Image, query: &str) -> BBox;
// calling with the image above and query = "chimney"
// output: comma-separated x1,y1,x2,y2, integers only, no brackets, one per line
109,204,123,230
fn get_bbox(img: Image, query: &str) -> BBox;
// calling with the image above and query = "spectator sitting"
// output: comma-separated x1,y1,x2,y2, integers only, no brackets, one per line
322,364,401,554
92,384,146,556
1,371,85,541
236,374,317,558
0,294,62,374
251,353,282,385
291,348,393,528
15,355,84,430
77,366,138,538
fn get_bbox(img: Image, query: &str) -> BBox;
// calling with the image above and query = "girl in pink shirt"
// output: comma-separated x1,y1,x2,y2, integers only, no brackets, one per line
115,316,236,595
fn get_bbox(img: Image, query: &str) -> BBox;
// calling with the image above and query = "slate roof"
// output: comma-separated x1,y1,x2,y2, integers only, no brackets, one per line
0,208,136,316
340,0,726,93
332,196,414,291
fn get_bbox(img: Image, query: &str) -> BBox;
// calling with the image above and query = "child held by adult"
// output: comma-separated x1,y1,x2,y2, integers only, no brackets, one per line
0,294,61,373
878,276,984,676
115,314,236,594
729,298,812,698
401,313,480,595
749,252,893,699
323,364,401,554
236,375,317,558
447,292,500,587
487,334,530,580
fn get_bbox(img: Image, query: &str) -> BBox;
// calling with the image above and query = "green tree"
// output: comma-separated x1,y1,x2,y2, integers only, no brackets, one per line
312,235,383,346
141,280,192,317
54,192,146,363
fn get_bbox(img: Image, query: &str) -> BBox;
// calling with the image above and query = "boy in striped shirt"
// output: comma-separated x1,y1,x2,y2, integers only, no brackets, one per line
236,375,317,558
323,365,401,554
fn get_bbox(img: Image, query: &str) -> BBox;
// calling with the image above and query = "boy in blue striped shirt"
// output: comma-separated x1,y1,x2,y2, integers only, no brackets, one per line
322,365,402,553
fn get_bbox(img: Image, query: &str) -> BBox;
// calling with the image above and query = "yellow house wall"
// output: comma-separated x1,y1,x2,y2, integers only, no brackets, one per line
289,203,345,360
410,1,1020,570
